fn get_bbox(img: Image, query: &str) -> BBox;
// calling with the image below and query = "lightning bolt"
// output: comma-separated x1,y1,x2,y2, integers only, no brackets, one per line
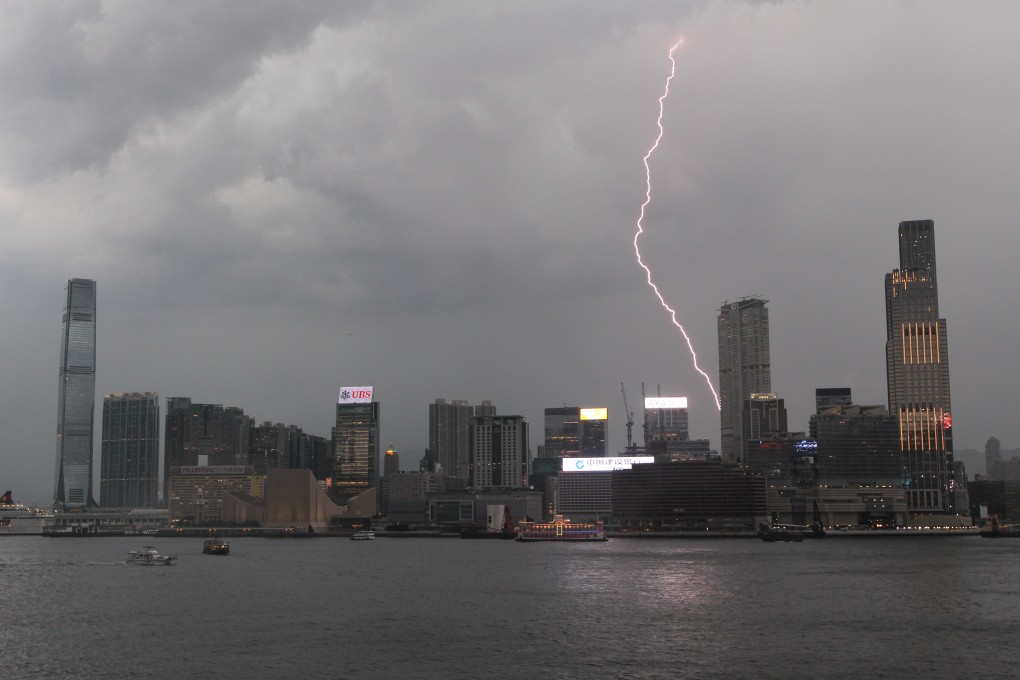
634,38,721,410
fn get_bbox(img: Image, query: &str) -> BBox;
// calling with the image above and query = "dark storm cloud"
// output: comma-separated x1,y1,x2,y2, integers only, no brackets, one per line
0,0,367,178
3,1,1020,503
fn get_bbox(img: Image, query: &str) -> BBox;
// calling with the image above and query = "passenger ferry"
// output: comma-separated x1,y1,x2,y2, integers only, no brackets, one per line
202,538,230,555
350,530,376,540
516,515,607,542
127,547,177,565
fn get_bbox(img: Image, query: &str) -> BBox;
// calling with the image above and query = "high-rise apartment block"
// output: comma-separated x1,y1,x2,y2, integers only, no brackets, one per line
718,298,771,463
164,397,253,502
249,421,328,474
330,386,380,495
100,392,160,508
471,414,529,489
428,399,475,480
54,278,98,509
885,219,954,514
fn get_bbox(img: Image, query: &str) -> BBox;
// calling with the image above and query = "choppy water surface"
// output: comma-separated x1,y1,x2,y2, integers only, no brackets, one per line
1,535,1017,679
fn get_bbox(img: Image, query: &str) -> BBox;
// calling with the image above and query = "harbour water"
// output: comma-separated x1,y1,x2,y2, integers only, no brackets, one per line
1,535,1017,679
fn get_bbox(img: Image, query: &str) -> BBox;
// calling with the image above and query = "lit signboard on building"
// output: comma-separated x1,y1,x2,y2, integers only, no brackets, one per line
338,386,374,404
179,466,249,475
943,413,952,429
794,440,818,453
644,397,688,409
579,407,608,421
561,457,654,472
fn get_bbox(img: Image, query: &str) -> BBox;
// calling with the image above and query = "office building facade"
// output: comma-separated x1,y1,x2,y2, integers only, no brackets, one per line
54,278,98,509
543,407,608,459
543,407,580,458
718,298,771,463
816,388,852,412
330,387,380,496
100,392,160,508
885,220,954,514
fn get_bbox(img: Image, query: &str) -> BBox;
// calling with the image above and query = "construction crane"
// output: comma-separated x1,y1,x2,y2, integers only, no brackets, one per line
641,383,649,447
620,383,635,450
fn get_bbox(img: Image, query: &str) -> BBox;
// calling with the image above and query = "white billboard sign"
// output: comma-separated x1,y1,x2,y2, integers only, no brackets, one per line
338,386,374,404
644,397,688,409
561,456,655,472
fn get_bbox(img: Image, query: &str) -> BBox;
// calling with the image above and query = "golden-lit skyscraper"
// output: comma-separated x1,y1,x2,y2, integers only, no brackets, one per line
885,219,954,514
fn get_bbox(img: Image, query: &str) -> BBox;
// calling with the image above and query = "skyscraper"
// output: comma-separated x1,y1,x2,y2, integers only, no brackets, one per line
429,399,475,480
330,386,380,496
54,278,98,509
643,397,690,451
544,407,580,458
718,298,771,463
578,408,608,457
885,219,954,514
543,407,607,458
100,392,160,508
986,436,1002,476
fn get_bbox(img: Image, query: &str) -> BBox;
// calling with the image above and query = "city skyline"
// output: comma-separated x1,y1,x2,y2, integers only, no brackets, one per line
3,3,1020,504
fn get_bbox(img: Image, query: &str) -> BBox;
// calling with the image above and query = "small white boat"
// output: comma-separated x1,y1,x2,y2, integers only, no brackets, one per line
127,546,176,565
350,530,375,541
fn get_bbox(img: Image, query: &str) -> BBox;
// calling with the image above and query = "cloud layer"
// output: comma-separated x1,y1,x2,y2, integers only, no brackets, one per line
3,1,1019,503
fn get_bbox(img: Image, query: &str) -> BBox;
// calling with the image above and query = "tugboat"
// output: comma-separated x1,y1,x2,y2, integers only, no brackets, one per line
758,522,805,542
980,516,1020,538
127,546,177,565
759,513,805,542
202,537,230,555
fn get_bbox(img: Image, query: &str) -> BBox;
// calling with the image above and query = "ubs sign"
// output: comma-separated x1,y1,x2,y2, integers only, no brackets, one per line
338,386,374,404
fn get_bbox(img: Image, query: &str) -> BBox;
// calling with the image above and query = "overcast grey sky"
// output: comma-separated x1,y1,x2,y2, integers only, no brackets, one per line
3,1,1019,504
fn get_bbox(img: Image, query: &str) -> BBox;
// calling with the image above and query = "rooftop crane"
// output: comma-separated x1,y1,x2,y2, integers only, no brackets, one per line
620,383,635,450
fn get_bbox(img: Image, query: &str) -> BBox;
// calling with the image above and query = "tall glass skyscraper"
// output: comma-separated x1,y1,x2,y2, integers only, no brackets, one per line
54,278,98,509
100,392,160,508
885,219,954,514
717,298,771,463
